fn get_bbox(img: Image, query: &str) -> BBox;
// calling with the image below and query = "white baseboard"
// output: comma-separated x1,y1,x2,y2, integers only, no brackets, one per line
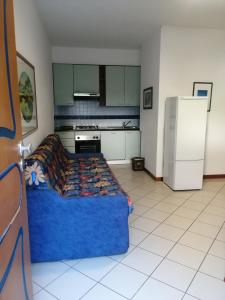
107,160,131,165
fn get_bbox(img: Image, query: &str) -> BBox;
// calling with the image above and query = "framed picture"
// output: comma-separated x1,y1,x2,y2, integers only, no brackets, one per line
192,82,213,112
143,86,153,109
17,52,38,137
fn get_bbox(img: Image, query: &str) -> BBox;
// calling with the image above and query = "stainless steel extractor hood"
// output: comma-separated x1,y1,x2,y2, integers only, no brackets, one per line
73,92,100,97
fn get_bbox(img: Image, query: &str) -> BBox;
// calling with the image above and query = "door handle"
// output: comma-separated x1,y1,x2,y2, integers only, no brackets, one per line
18,142,32,156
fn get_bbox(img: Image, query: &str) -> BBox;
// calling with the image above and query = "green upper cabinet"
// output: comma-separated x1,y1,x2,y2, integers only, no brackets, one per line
106,66,125,106
74,65,99,94
106,65,140,107
125,66,140,106
53,64,74,106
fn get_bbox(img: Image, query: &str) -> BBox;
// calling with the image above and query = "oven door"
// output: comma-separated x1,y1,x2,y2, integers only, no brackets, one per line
75,140,101,153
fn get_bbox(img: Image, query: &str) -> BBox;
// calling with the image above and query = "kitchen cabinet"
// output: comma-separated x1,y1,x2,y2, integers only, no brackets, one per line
55,131,75,153
106,65,140,107
53,64,74,106
106,66,125,106
125,131,141,159
101,131,125,160
125,66,140,106
74,65,99,94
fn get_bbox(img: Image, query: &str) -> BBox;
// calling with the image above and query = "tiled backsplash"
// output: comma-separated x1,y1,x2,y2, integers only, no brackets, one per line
54,100,140,128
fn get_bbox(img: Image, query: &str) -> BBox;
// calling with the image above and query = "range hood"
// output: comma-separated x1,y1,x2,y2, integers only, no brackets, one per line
74,92,100,97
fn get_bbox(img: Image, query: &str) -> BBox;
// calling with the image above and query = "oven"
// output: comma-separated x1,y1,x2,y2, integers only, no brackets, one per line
75,131,101,153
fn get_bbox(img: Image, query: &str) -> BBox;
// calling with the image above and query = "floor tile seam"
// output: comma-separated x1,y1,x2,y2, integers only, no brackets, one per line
183,218,225,295
38,287,60,300
187,229,220,239
200,210,225,219
197,270,225,283
72,258,121,283
128,180,224,298
130,192,200,249
37,265,76,289
165,257,205,272
122,243,209,273
32,281,43,295
150,275,188,294
182,292,201,300
209,202,225,210
98,281,134,300
142,194,221,289
72,261,131,300
109,245,138,263
190,220,221,229
118,258,163,277
78,282,101,300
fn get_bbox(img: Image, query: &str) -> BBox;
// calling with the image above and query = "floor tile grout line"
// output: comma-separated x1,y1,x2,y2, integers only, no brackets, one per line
181,221,225,300
36,287,60,300
31,169,225,300
129,192,200,299
180,182,225,300
130,181,225,299
72,258,131,300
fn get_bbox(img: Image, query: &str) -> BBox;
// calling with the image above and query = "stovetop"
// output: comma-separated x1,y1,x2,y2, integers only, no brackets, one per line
76,125,99,130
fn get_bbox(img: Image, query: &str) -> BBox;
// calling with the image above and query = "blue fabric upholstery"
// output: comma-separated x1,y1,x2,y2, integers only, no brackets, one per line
25,134,131,262
27,189,129,262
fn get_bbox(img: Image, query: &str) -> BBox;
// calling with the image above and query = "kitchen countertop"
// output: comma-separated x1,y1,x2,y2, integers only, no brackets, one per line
55,127,140,132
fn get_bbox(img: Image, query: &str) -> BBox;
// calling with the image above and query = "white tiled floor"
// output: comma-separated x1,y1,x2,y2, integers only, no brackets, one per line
32,165,225,300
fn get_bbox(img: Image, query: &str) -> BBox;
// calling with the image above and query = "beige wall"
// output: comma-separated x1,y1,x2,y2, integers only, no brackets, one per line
158,26,225,176
140,29,161,176
14,0,54,151
52,46,141,65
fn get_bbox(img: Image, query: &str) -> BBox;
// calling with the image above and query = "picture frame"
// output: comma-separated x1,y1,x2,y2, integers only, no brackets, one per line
192,82,213,112
143,86,153,109
17,52,38,137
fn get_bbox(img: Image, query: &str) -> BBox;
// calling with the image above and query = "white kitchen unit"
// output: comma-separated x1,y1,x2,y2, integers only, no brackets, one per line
101,131,126,160
55,131,75,153
125,131,141,159
163,96,208,190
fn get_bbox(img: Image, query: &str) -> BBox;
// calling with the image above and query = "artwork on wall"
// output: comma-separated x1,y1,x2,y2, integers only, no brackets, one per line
17,52,38,137
143,86,153,109
192,82,213,112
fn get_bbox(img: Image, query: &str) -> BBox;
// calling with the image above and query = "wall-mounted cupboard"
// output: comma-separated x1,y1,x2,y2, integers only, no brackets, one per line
74,64,99,95
53,64,74,106
53,63,140,107
106,66,140,107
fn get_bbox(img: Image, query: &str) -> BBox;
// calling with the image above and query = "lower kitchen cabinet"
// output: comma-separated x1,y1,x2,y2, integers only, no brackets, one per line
55,131,75,153
125,131,141,159
101,131,125,160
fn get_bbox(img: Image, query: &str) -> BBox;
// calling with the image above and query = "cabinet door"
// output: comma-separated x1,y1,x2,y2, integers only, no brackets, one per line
74,65,99,94
125,131,141,159
125,66,140,106
106,66,124,106
101,131,125,160
53,64,74,105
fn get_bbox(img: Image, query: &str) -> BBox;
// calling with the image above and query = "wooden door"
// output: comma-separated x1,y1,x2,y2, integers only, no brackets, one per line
0,0,33,299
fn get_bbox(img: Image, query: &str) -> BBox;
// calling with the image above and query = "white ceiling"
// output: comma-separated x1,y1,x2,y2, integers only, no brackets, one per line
35,0,225,49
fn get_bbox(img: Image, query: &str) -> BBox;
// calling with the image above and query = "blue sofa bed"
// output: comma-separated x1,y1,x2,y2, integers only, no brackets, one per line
24,134,133,262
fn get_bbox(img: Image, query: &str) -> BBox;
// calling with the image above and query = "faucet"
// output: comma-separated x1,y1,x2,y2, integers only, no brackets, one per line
122,120,132,128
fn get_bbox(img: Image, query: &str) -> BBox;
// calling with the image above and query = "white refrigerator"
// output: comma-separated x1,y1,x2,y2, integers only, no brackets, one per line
163,96,208,190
